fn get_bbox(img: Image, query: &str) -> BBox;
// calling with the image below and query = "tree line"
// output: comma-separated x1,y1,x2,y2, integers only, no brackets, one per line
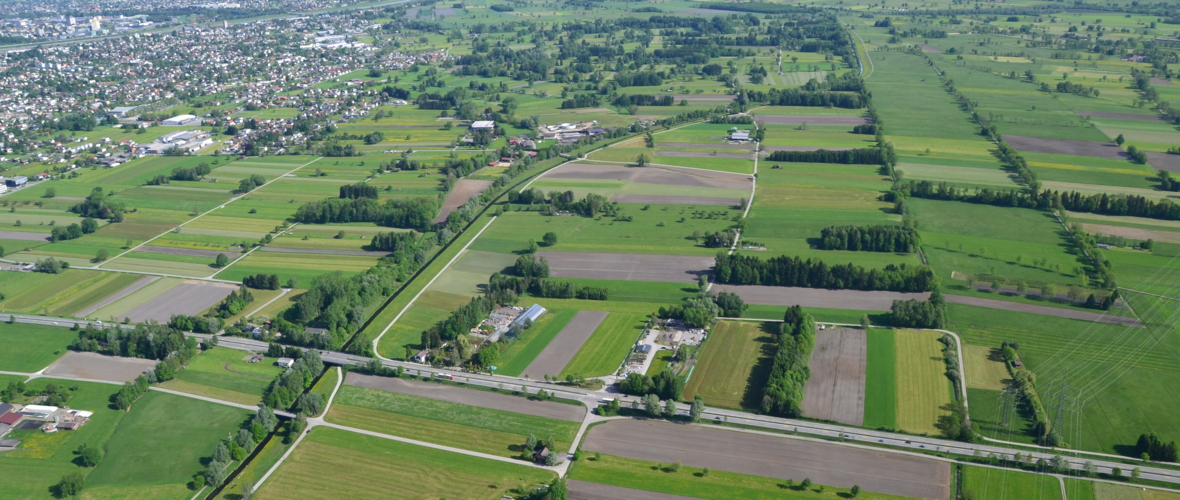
765,148,883,164
762,306,816,417
744,88,867,109
293,197,438,232
897,179,1180,222
888,289,947,329
618,370,684,401
714,252,936,292
339,183,378,199
818,225,918,253
243,273,281,290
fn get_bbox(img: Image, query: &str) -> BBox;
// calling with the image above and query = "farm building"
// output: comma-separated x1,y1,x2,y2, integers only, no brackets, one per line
0,411,21,426
729,130,751,142
513,304,547,328
471,120,495,130
5,176,28,187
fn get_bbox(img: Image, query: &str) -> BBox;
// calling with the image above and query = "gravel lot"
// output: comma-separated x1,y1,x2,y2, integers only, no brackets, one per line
713,284,928,310
0,231,50,241
547,163,751,191
522,311,609,380
259,247,388,257
1004,135,1127,160
435,179,493,223
610,194,739,206
538,251,714,283
1075,111,1165,121
581,420,951,499
75,276,159,318
568,480,698,500
43,351,158,382
655,151,751,160
755,115,871,126
137,245,225,258
801,328,867,426
121,280,238,323
344,372,586,422
943,294,1142,327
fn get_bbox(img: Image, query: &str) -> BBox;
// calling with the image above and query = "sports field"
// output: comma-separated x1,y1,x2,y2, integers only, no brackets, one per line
894,329,953,435
254,427,555,500
684,320,776,410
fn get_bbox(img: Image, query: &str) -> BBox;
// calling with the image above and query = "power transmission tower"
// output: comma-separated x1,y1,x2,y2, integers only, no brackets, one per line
997,383,1017,427
1045,378,1080,446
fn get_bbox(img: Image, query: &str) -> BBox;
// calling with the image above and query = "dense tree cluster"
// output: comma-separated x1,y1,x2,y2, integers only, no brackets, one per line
1138,433,1179,462
765,148,882,164
215,285,256,318
243,273,281,290
488,272,609,301
614,71,665,87
169,314,225,334
818,225,918,253
745,88,866,108
514,254,550,278
613,94,674,107
262,349,323,410
339,183,378,199
618,370,684,400
69,323,191,360
889,289,947,329
293,197,438,231
237,174,267,193
508,189,620,218
50,220,97,242
70,187,125,221
714,252,936,292
170,162,212,181
288,271,398,348
762,306,815,417
560,94,602,109
367,231,419,254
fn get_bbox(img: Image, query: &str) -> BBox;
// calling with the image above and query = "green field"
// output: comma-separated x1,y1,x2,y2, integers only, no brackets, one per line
160,347,284,405
863,329,898,430
0,323,78,372
894,330,953,435
495,309,577,377
960,465,1062,500
254,427,555,500
559,313,646,378
327,384,579,458
684,320,775,410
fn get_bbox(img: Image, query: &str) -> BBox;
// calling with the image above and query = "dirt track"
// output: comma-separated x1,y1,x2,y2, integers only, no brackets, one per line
75,276,159,318
581,420,950,499
1075,111,1164,121
713,284,928,310
538,252,714,283
1147,152,1180,174
655,151,751,160
610,194,739,206
943,294,1142,327
137,245,225,258
122,280,238,323
801,328,867,426
435,179,493,223
1004,135,1127,160
43,351,158,382
547,163,752,191
0,231,50,241
568,480,699,500
755,115,870,126
344,372,585,422
522,311,609,380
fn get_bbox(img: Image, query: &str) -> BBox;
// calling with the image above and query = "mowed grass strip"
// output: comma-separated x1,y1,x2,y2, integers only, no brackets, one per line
254,427,555,500
962,345,1010,391
168,347,284,399
328,385,579,457
961,465,1062,500
894,329,952,435
862,328,898,430
560,313,646,378
684,320,776,410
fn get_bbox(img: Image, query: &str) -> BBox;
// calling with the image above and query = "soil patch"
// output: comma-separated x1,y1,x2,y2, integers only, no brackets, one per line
43,351,158,382
1004,135,1128,160
581,420,951,499
801,328,867,426
121,280,238,323
0,231,49,242
671,94,734,102
75,276,159,318
655,151,751,160
1151,77,1175,87
675,8,736,15
920,44,944,54
538,251,714,283
137,245,225,258
435,179,493,224
522,311,609,380
547,163,752,191
1147,152,1180,174
943,294,1142,326
610,194,739,206
343,372,585,422
1080,223,1180,244
657,142,755,151
433,6,456,15
259,247,387,257
713,284,928,310
568,480,699,500
1075,111,1165,122
755,115,870,126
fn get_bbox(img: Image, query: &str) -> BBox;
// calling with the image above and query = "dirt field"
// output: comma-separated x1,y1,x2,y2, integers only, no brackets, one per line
581,420,951,500
137,245,225,258
670,93,734,102
433,6,456,15
537,252,714,283
121,280,238,323
1075,111,1165,121
43,351,158,382
0,231,50,241
75,276,159,318
920,44,944,54
343,372,585,422
1080,223,1180,244
713,284,928,310
754,115,871,126
963,345,1010,391
610,194,739,206
801,328,867,426
762,145,857,152
1147,152,1180,174
657,142,755,151
943,294,1142,327
675,8,736,15
522,311,609,380
435,179,493,224
547,162,752,191
654,151,751,160
1004,135,1127,160
1151,77,1175,87
259,247,387,257
568,480,699,500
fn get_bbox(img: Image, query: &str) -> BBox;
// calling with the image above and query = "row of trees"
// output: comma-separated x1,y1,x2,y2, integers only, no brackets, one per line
818,225,918,253
196,405,281,491
765,148,883,165
744,88,867,108
243,273,282,290
714,253,936,292
762,306,816,417
293,197,438,232
49,219,98,242
488,272,610,302
508,189,621,219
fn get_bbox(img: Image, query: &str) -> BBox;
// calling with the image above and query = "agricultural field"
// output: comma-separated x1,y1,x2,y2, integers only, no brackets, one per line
684,320,776,410
159,346,285,406
893,330,954,435
0,323,78,372
558,313,647,378
960,465,1062,500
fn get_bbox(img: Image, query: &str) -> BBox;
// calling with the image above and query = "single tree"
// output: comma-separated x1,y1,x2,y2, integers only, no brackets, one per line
215,253,229,267
642,394,661,417
44,187,57,198
860,314,870,330
542,232,558,247
93,249,109,263
662,399,678,419
636,154,648,167
55,473,85,497
801,478,812,489
690,396,704,422
76,443,102,467
1115,134,1125,146
851,485,861,497
1132,467,1142,480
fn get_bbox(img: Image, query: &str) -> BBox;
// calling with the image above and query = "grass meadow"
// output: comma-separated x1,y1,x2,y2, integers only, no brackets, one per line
960,465,1062,500
559,313,646,378
684,320,774,410
893,329,953,435
160,347,284,406
862,328,898,430
0,323,77,372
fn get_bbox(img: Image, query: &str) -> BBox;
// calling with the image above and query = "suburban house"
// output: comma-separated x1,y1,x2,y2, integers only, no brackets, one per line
275,357,295,369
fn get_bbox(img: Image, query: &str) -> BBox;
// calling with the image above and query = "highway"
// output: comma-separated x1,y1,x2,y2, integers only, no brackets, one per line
7,313,1179,486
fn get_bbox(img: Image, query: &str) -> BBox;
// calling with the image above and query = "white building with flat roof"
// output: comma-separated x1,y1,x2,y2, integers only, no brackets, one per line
161,114,200,126
471,120,495,130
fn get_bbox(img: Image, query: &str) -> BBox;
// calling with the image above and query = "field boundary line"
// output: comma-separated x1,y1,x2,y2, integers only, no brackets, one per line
245,287,291,318
319,421,559,471
210,222,301,278
370,216,497,358
96,156,321,268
